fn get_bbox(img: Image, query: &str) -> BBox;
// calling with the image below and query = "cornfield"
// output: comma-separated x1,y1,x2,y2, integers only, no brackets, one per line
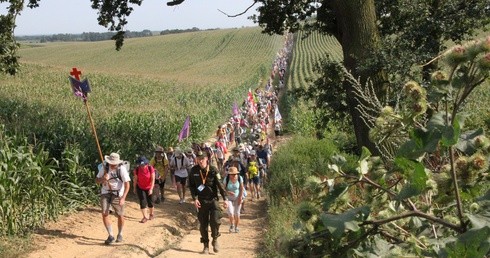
0,27,283,236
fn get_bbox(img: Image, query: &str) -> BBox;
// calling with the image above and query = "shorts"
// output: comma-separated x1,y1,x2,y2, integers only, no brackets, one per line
249,176,260,185
100,193,124,216
174,175,187,186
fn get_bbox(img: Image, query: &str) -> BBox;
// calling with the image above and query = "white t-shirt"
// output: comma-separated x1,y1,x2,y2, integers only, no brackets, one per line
97,163,131,196
170,156,191,178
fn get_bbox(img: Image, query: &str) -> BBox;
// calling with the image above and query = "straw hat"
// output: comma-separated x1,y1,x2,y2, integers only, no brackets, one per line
155,146,164,153
104,153,123,165
228,167,239,175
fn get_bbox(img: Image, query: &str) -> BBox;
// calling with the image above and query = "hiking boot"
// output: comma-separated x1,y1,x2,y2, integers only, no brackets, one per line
202,247,209,254
116,234,123,243
202,243,209,254
104,235,115,245
229,225,234,233
212,239,219,253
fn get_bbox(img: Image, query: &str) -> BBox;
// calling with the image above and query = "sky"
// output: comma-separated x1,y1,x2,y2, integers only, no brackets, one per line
3,0,259,36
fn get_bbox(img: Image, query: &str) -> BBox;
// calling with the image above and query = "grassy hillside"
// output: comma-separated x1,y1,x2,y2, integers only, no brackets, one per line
0,27,284,161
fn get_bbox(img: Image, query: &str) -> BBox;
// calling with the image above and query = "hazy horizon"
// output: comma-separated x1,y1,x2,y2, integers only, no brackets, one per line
3,0,259,36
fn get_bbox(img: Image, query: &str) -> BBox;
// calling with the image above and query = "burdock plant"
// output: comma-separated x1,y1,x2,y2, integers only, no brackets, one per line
320,35,490,257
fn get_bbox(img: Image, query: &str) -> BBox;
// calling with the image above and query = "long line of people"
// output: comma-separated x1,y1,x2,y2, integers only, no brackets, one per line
96,33,293,246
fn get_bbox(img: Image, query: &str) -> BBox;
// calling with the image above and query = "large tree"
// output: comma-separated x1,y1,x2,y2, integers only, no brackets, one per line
255,0,385,154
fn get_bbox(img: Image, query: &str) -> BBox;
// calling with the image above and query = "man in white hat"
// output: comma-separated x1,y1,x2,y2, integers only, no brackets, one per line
95,152,131,245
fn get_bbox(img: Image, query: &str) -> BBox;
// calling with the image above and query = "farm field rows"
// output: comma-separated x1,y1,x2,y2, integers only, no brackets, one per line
287,31,342,90
0,27,284,160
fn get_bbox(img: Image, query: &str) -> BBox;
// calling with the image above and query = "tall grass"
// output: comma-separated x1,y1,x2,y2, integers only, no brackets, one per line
0,125,97,236
263,136,356,257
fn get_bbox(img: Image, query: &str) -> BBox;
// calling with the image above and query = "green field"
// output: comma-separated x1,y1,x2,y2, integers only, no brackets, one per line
287,30,342,90
0,27,284,161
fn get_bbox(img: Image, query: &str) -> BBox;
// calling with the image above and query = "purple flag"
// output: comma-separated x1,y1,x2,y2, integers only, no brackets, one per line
69,77,91,100
178,116,190,142
232,102,239,116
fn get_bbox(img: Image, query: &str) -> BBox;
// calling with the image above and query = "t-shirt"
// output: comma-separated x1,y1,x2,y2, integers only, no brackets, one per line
170,156,190,178
223,175,244,201
133,165,155,190
150,157,168,179
97,163,131,196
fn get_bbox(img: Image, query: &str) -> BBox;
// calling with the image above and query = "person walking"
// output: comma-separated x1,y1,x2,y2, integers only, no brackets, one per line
170,148,191,204
150,146,169,203
189,151,229,254
133,156,155,223
247,150,261,200
95,152,131,245
223,167,244,233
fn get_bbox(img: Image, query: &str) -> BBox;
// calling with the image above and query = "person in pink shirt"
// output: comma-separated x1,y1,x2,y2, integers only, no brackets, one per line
132,156,155,223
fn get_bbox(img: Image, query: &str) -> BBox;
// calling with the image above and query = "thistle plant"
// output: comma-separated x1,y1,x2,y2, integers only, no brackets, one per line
288,35,490,257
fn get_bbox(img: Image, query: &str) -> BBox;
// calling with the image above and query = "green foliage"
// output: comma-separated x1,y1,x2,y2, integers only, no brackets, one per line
0,125,97,236
266,35,490,257
267,136,355,205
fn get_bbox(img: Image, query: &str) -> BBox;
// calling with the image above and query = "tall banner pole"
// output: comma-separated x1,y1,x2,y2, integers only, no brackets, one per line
84,99,104,163
69,67,104,163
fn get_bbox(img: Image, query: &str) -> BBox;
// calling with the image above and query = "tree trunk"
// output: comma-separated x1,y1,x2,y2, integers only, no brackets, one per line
332,0,382,155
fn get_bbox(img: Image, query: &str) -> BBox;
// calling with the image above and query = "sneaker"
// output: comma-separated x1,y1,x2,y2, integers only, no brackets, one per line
235,227,240,233
229,225,234,233
212,239,219,253
202,247,209,254
179,199,183,204
116,234,123,243
104,235,115,245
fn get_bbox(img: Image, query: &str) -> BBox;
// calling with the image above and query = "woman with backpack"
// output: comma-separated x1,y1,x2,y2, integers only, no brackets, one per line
133,156,155,223
223,167,244,233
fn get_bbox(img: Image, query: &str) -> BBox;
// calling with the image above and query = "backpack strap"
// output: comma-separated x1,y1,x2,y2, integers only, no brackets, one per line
174,156,184,169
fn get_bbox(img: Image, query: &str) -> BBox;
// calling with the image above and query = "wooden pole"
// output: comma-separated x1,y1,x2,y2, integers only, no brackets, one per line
84,98,104,163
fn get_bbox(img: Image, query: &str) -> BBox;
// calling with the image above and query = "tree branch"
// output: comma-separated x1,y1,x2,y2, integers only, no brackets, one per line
362,210,463,233
218,0,257,17
167,0,185,6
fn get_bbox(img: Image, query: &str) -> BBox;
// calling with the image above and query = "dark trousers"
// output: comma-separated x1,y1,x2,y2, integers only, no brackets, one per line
136,186,153,209
197,199,222,244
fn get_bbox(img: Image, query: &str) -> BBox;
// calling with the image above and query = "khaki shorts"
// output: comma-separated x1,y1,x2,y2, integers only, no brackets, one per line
100,193,124,216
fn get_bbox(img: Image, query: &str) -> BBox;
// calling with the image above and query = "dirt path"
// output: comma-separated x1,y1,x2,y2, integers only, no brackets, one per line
27,182,268,258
